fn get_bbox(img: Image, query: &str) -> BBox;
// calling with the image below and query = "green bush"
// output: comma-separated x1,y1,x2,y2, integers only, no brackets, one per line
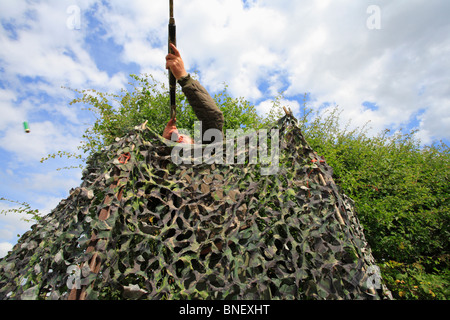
297,105,450,299
379,259,450,299
66,73,264,156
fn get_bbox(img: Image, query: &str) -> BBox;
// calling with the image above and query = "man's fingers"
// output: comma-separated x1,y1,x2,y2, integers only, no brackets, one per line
169,43,181,57
165,56,176,69
166,53,177,61
163,118,179,140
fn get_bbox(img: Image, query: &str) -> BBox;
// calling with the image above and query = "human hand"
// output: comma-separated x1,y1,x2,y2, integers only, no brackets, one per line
177,134,193,144
166,43,188,80
162,118,193,144
163,117,179,140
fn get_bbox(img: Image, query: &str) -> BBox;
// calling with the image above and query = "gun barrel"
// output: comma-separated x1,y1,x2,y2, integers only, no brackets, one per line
168,0,176,118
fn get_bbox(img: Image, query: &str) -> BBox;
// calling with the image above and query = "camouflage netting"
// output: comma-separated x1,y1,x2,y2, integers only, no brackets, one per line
0,114,392,300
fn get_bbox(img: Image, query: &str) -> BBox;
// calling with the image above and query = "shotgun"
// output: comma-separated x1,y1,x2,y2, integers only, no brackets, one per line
168,0,177,119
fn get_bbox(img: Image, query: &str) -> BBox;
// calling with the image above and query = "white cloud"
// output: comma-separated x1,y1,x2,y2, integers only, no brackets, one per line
90,0,167,72
64,0,449,145
0,225,14,243
179,0,289,99
0,202,35,242
245,2,446,141
0,89,23,129
0,242,13,259
256,98,301,117
0,0,125,251
0,0,127,95
0,183,75,255
0,120,81,163
25,171,81,196
3,0,449,144
252,0,450,142
0,0,130,168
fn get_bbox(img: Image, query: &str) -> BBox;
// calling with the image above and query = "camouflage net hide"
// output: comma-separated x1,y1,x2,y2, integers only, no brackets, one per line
0,114,392,300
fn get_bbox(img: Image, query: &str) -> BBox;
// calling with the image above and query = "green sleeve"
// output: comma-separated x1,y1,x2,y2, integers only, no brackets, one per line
178,74,224,141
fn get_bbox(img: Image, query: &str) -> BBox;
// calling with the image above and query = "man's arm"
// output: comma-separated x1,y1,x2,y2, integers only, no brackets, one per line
178,74,224,135
166,44,224,139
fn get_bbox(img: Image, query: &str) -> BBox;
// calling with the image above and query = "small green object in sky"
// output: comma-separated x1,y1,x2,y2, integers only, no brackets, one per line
23,121,30,133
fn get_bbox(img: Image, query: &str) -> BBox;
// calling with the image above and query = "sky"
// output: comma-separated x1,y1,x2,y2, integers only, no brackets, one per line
1,0,449,258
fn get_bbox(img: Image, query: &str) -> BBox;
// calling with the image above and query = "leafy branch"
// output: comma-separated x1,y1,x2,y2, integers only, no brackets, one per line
0,197,41,223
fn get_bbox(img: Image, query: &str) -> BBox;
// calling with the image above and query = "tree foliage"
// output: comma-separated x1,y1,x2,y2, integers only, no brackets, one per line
296,105,450,299
66,73,265,157
0,198,41,223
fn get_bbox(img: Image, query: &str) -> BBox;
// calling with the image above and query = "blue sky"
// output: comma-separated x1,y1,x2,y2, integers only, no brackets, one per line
1,0,450,257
